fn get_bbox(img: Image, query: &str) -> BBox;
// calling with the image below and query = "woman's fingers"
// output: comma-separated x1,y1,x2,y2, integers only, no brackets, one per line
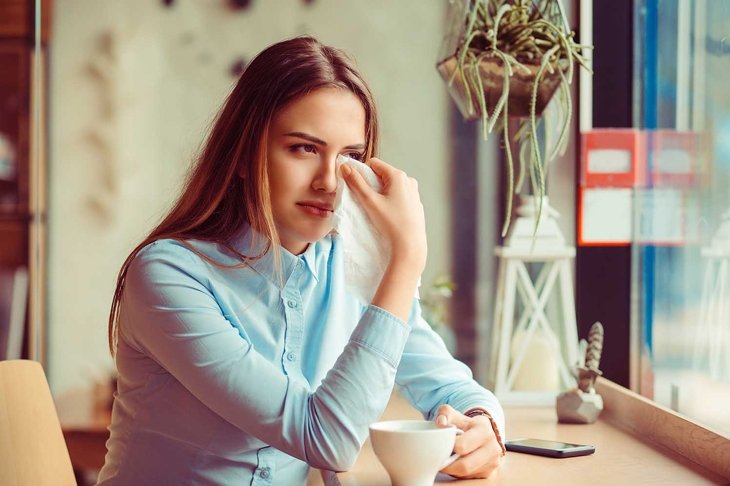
435,404,470,430
363,157,391,180
341,164,377,205
341,158,426,269
364,158,412,190
442,445,501,479
435,405,503,479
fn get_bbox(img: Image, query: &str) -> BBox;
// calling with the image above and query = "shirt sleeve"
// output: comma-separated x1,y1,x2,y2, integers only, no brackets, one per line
120,242,410,471
394,299,506,441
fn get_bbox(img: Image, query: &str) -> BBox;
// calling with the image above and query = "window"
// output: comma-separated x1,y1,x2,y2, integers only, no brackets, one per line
634,0,730,436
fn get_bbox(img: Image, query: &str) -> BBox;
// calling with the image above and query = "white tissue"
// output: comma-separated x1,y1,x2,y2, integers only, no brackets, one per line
333,155,389,303
333,155,420,304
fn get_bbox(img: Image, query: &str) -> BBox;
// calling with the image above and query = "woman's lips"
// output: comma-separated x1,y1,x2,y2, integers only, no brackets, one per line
297,202,333,218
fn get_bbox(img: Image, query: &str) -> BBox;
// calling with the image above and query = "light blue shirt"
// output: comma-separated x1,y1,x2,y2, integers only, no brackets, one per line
97,225,504,485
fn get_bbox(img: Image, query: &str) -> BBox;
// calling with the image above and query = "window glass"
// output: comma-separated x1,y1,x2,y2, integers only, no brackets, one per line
635,0,730,435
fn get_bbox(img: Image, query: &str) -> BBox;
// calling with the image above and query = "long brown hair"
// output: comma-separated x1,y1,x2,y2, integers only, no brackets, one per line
108,36,379,354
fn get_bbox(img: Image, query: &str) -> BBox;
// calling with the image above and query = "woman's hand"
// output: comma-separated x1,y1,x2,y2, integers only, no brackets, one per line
341,157,427,321
340,158,427,272
435,404,503,480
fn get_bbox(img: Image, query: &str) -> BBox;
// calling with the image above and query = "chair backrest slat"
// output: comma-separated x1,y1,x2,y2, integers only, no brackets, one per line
0,359,76,485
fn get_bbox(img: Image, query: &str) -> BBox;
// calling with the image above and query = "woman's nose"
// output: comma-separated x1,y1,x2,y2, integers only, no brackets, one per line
312,157,338,192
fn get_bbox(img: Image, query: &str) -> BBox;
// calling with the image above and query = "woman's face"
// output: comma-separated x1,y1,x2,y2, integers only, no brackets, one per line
267,87,366,255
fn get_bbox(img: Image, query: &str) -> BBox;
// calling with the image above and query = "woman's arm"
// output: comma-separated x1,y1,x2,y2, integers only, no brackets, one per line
121,243,410,471
393,300,505,435
343,157,503,477
394,299,505,478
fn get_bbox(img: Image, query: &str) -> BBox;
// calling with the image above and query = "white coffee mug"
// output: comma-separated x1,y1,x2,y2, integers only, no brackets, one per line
369,419,463,486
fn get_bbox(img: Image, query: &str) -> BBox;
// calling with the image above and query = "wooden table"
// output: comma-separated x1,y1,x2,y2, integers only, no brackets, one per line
62,424,109,473
59,383,729,485
332,392,727,485
62,411,110,485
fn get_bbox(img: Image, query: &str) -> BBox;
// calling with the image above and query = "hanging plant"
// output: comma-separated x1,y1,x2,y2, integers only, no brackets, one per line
437,0,592,236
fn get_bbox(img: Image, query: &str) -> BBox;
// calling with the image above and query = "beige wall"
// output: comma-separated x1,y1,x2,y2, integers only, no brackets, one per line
47,0,451,418
47,0,580,420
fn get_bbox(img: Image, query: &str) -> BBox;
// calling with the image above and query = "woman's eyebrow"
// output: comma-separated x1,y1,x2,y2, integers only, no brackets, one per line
285,132,325,145
284,131,365,150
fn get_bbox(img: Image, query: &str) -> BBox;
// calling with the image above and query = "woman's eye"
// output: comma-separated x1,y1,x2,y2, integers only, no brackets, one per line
291,144,317,155
345,152,364,161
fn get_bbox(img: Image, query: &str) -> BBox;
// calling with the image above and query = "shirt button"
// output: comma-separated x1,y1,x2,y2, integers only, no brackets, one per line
260,468,270,479
287,299,298,309
287,352,296,362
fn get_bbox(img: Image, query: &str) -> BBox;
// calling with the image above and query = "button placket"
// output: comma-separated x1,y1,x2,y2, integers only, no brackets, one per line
281,273,304,377
254,447,275,485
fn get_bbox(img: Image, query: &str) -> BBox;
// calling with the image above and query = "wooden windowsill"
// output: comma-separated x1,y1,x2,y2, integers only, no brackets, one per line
595,377,730,480
331,381,730,485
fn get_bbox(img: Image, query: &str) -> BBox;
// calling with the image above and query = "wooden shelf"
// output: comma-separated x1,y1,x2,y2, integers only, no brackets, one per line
0,0,51,362
0,218,27,267
0,0,52,43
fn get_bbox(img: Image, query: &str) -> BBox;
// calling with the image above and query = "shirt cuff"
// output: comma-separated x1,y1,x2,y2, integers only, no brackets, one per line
464,406,507,456
349,304,411,368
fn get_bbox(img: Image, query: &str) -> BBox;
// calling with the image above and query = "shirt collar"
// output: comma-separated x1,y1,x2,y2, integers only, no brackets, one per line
299,240,319,283
230,224,320,285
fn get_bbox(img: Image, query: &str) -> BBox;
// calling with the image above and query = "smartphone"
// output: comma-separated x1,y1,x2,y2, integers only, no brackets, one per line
505,438,595,458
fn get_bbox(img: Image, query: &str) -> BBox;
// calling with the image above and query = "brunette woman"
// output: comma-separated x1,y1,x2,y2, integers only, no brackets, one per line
97,36,505,485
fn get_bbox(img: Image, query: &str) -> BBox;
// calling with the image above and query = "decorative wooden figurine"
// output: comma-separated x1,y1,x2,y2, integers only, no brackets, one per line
556,322,604,424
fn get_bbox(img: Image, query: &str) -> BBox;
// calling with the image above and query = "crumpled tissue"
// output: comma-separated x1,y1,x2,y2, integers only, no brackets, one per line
333,155,419,304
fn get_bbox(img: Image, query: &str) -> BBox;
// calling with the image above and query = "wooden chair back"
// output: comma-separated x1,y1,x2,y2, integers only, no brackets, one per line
0,359,76,485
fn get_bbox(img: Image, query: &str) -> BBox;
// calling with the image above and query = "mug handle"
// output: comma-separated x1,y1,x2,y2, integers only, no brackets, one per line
440,428,465,469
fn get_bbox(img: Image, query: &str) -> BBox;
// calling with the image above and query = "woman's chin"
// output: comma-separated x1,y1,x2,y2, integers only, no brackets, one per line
280,227,334,253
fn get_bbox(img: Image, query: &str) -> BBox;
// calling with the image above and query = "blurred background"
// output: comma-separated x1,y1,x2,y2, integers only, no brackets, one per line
1,0,728,483
44,0,460,423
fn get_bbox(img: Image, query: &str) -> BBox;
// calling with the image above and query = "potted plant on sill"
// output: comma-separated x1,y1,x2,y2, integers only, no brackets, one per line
436,0,592,236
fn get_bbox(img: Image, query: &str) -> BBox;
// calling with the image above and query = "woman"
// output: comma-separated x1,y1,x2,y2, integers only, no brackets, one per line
97,36,505,485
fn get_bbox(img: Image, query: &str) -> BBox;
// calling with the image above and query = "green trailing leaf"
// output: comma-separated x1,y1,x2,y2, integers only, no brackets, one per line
501,96,514,237
491,4,514,49
527,44,560,235
488,51,512,133
548,67,572,162
473,58,490,139
516,135,530,193
441,0,592,236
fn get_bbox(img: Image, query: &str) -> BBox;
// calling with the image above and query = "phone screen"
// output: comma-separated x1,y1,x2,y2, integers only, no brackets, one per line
505,438,595,458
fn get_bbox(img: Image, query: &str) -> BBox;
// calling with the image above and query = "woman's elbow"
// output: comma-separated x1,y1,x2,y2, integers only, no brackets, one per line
307,439,361,471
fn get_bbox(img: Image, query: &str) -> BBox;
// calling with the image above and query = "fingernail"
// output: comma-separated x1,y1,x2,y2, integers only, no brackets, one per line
341,165,351,177
437,415,447,426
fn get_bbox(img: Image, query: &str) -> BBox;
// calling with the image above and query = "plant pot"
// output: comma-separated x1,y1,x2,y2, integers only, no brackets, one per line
436,54,566,120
